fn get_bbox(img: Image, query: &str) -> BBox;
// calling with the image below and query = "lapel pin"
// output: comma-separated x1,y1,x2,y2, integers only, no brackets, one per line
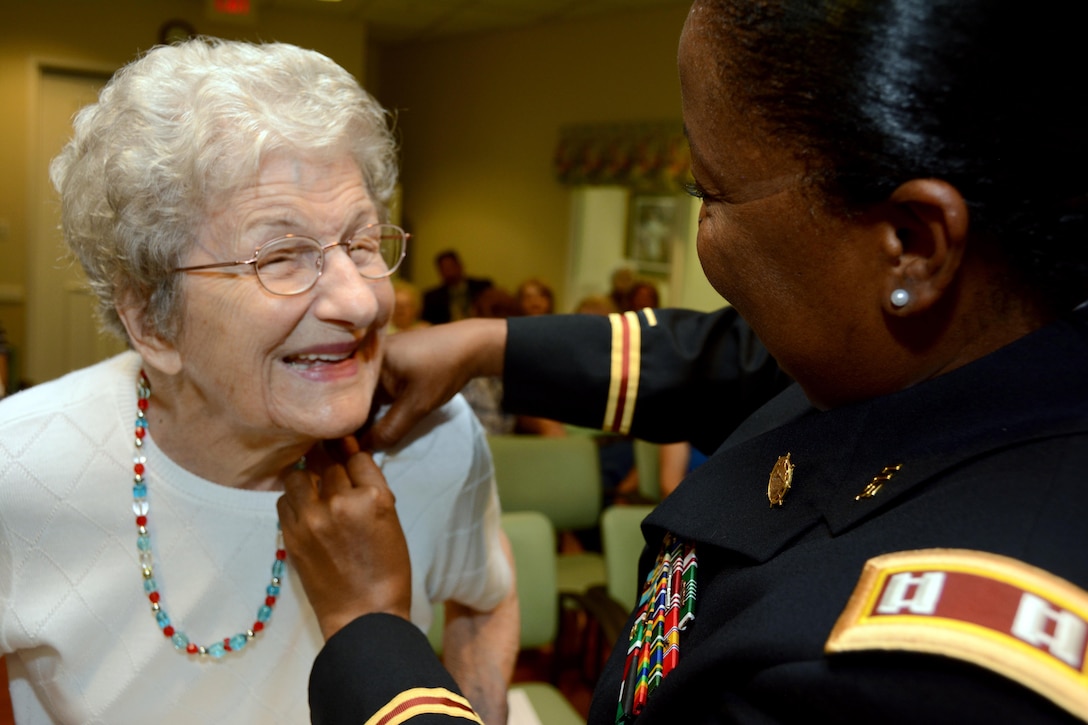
855,463,903,501
768,453,794,507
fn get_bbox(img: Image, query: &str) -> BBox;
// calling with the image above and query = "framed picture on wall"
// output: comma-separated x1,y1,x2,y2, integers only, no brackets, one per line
626,194,678,276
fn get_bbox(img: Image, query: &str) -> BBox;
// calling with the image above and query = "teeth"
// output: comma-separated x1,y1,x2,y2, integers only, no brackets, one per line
300,353,349,362
287,352,353,365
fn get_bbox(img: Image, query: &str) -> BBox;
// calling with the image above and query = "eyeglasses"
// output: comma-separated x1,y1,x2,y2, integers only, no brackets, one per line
172,223,409,296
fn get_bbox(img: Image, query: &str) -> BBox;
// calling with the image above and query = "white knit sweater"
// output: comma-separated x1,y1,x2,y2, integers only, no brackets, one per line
0,352,511,724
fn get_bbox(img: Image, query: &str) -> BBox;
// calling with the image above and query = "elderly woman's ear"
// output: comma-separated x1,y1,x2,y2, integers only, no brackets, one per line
879,178,969,316
116,294,183,375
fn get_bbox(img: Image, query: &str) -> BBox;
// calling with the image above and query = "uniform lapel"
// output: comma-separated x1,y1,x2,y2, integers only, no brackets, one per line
645,311,1088,559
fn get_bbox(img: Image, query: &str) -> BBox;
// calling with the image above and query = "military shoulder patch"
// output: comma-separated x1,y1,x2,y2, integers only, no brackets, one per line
826,548,1088,721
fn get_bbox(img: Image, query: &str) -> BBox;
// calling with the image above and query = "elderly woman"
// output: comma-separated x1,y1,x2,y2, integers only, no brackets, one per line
0,39,517,724
281,0,1088,723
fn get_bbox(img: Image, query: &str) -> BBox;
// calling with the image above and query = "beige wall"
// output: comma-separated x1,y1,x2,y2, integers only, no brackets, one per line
375,5,692,310
0,0,698,384
0,0,366,388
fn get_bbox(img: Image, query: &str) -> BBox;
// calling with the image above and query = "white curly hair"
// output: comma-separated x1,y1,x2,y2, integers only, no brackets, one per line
50,37,398,342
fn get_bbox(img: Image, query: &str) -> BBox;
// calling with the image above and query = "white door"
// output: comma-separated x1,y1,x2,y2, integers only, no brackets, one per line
26,68,124,386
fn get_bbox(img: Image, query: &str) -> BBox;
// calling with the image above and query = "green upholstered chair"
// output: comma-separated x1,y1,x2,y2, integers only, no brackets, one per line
488,434,603,531
632,438,662,503
600,504,655,612
426,509,562,650
487,434,607,598
578,504,656,679
424,511,587,718
427,511,583,724
504,510,585,724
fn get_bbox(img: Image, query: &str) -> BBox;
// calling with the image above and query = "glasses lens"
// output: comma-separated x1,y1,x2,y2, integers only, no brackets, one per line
254,237,323,295
351,224,406,279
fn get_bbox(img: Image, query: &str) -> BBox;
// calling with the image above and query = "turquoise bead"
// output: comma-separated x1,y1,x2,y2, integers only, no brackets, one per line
131,373,286,660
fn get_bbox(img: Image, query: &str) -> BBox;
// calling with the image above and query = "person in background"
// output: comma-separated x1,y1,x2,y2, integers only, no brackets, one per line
608,265,636,312
388,278,430,333
457,286,565,438
656,440,707,498
627,278,661,310
283,0,1088,722
0,38,516,725
456,287,519,436
420,249,493,325
515,277,555,316
574,294,618,316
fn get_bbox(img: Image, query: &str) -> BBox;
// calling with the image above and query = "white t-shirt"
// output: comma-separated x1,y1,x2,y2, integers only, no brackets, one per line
0,351,511,724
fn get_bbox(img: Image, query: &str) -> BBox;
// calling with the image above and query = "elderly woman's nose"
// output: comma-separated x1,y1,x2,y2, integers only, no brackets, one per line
312,246,381,324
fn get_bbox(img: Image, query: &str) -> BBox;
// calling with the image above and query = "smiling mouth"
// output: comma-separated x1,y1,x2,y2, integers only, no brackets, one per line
283,349,357,369
282,332,381,370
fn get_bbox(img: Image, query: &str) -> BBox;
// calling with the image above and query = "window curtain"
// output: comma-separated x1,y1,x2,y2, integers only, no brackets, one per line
553,122,690,191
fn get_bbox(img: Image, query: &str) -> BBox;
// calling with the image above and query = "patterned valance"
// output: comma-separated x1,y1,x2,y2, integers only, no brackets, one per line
553,121,690,191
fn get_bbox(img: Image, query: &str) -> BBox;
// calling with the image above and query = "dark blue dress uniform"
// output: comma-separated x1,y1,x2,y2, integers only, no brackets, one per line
310,306,1088,724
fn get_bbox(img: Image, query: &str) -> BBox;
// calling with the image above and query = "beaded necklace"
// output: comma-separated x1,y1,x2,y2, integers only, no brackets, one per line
133,369,286,658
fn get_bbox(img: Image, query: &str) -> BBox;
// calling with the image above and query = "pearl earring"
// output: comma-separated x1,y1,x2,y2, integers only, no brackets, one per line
890,289,910,308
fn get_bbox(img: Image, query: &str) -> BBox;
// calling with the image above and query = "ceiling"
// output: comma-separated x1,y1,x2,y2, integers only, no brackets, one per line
263,0,693,45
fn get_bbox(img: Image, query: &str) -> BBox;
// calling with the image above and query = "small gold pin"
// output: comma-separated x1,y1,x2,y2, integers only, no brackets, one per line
855,463,903,501
768,453,794,507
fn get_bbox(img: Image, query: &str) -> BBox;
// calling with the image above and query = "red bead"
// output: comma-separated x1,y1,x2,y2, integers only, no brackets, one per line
136,515,147,526
252,621,264,633
135,428,146,439
265,595,276,607
137,398,149,410
186,643,198,654
149,592,160,603
134,463,145,475
276,549,287,560
163,626,174,637
223,637,232,651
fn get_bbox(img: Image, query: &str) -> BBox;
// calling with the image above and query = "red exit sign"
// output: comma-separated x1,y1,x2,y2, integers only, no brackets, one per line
215,0,251,14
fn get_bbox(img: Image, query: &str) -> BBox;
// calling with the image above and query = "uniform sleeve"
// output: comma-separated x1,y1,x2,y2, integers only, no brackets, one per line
310,614,483,725
503,307,791,454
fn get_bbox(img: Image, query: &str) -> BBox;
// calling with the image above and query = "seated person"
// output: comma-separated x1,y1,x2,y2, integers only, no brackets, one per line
627,279,661,310
389,278,430,333
574,294,619,316
657,440,708,498
515,277,555,316
421,250,492,324
0,38,515,725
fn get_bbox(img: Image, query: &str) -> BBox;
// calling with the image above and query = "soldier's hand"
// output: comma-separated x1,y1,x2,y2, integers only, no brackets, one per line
277,445,411,640
360,319,508,449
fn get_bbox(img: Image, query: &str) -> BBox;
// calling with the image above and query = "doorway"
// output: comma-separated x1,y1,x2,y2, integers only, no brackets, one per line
25,66,125,387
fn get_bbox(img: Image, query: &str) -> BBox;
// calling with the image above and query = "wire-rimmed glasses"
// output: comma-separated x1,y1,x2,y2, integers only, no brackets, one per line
172,223,409,296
